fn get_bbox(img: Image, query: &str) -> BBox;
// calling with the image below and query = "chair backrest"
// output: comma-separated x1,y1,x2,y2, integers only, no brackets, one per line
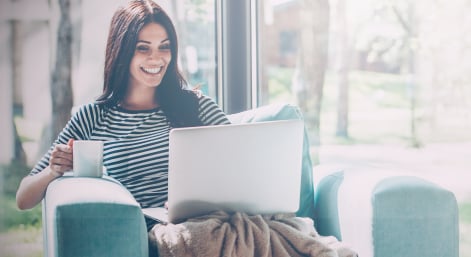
227,103,315,219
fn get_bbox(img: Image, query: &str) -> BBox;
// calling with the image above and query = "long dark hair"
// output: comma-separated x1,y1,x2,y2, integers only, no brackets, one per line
96,0,202,127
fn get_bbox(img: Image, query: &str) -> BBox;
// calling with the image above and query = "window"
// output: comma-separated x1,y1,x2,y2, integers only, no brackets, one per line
257,0,304,106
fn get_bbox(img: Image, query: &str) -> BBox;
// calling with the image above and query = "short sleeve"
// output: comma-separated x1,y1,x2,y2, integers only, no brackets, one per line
198,95,231,126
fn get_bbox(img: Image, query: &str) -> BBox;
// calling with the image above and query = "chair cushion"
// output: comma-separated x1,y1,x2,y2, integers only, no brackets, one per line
227,103,315,219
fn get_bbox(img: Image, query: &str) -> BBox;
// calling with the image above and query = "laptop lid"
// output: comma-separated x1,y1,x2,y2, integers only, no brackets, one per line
166,119,304,223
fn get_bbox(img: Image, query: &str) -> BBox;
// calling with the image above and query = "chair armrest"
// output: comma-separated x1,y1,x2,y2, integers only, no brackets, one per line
42,174,148,257
315,170,459,257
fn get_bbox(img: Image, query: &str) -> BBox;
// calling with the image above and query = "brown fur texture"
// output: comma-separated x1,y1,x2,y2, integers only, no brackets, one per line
149,211,357,257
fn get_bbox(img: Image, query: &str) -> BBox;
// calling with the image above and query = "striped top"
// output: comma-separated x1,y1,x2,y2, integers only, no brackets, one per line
30,95,230,209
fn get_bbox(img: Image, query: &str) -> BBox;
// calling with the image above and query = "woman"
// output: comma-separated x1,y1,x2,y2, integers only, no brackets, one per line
16,0,230,231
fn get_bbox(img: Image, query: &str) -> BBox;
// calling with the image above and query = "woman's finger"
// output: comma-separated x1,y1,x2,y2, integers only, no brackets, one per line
51,146,73,162
67,138,74,149
53,151,73,162
51,156,72,166
55,143,73,153
51,164,72,173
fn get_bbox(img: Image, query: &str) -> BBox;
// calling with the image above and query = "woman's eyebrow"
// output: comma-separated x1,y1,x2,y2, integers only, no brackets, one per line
137,40,151,44
136,39,170,44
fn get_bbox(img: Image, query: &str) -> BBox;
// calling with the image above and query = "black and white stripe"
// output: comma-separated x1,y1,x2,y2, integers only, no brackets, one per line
31,95,230,208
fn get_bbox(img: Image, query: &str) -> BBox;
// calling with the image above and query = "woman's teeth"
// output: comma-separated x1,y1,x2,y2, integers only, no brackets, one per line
142,66,162,74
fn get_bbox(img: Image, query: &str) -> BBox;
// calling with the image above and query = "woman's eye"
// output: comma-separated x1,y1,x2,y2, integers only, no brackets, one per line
159,44,171,51
136,45,150,52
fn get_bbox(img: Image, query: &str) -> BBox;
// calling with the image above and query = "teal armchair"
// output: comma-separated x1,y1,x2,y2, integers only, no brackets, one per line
42,103,459,257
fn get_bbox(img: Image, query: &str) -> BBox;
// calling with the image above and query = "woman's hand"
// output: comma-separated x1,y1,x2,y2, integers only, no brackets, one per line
16,138,75,210
48,139,74,178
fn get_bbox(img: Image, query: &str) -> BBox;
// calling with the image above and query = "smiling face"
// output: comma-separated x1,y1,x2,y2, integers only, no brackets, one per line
128,22,172,91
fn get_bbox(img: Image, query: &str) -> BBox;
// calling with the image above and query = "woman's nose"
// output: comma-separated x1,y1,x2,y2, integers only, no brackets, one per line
149,50,163,60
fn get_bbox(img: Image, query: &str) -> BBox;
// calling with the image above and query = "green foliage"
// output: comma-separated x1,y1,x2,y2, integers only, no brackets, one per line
0,161,40,232
348,71,410,109
0,195,42,232
317,70,410,113
460,202,471,224
302,69,415,145
1,160,31,196
266,67,296,103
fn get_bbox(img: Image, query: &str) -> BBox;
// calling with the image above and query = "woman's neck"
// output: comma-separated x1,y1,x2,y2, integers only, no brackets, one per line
121,89,159,110
119,100,158,110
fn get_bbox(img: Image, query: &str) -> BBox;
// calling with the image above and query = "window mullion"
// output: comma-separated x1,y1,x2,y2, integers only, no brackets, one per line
217,0,254,114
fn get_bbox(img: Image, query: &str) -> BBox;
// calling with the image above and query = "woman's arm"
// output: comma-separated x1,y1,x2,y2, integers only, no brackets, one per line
16,104,99,210
16,141,73,210
198,95,231,125
16,167,61,210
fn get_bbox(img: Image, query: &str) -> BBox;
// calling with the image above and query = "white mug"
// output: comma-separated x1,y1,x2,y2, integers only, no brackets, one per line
73,140,104,177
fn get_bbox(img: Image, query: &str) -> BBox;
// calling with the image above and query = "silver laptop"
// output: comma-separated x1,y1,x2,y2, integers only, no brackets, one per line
142,119,304,224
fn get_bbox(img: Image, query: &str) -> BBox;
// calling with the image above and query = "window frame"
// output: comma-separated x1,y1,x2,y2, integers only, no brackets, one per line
216,0,259,114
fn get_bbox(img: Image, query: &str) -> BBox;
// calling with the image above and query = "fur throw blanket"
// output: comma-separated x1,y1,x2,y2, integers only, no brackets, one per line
148,211,357,257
